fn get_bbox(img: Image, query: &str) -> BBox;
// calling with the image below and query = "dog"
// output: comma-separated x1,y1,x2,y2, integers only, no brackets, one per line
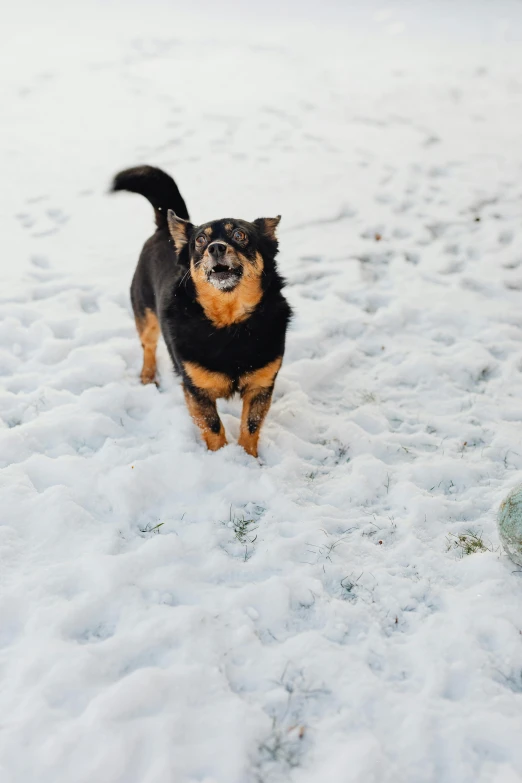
111,165,291,457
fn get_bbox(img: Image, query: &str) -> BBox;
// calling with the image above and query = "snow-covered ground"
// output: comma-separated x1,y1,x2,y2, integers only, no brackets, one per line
2,1,522,780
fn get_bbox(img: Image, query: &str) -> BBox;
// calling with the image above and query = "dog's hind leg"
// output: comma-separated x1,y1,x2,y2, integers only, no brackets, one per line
135,308,160,385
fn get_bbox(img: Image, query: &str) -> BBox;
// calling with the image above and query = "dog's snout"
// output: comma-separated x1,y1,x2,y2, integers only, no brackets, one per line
208,242,227,259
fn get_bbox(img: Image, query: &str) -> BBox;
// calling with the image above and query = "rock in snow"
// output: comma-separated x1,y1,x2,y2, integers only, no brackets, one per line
498,485,522,567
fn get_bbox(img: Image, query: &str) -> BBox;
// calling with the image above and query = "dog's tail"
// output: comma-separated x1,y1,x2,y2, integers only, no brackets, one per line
111,165,190,228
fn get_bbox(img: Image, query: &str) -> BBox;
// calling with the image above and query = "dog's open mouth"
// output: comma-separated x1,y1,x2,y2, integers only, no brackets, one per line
207,264,242,290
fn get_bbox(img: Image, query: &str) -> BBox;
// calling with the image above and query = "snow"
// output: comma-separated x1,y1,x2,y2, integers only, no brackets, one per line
2,1,522,780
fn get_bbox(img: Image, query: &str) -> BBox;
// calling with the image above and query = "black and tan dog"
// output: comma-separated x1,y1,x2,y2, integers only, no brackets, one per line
111,165,291,457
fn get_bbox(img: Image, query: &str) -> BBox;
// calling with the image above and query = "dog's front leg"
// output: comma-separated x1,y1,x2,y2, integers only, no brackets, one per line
238,358,282,458
238,386,274,458
183,385,227,451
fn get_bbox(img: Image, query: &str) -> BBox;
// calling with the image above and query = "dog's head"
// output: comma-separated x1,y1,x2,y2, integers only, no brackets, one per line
167,211,281,293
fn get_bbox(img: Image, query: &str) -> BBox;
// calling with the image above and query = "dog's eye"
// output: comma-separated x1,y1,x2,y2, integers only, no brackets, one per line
195,234,207,248
233,229,246,243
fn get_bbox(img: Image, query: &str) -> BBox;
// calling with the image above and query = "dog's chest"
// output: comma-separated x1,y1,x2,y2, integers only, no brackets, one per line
200,321,270,375
165,289,288,380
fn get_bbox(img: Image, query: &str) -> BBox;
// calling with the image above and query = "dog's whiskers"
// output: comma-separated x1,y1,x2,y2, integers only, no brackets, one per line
179,268,191,287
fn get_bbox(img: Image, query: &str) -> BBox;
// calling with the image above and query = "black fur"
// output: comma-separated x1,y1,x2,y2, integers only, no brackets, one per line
112,165,189,227
112,164,291,397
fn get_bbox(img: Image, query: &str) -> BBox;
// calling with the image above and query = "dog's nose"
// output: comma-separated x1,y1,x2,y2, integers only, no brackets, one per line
208,242,227,259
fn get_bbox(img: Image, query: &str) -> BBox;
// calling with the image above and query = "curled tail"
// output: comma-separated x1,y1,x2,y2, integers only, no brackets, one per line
111,165,190,227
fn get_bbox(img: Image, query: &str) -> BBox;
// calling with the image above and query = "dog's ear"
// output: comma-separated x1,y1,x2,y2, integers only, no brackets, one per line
167,210,193,251
254,215,281,240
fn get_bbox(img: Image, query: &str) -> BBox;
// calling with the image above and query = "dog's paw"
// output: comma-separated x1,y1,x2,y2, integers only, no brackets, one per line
140,372,158,386
238,438,259,459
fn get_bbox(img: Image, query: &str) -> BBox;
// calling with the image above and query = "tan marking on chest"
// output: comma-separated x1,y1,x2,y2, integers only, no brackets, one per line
191,251,264,328
183,361,233,399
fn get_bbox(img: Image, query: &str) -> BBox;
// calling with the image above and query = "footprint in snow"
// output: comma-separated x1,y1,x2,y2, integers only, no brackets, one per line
79,293,100,313
16,205,70,238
